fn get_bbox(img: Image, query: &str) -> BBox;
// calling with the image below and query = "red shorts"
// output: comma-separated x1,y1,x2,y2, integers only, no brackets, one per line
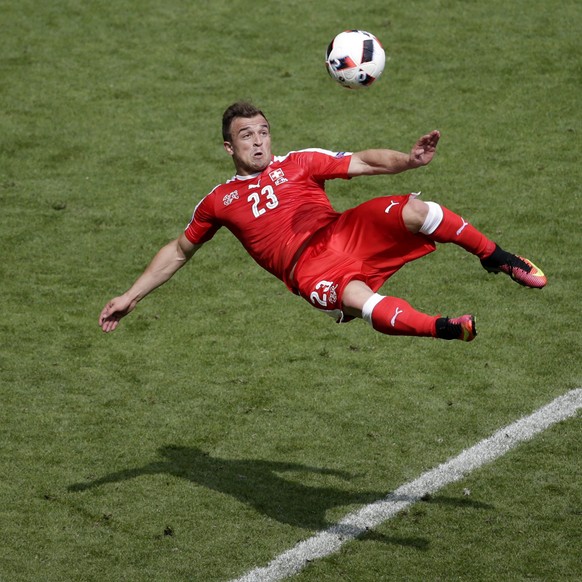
291,194,435,318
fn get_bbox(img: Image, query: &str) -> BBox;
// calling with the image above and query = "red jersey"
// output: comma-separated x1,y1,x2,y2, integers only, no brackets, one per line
184,149,352,287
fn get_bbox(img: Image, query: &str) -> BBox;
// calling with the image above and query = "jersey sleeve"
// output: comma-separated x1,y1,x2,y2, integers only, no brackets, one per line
292,148,353,181
184,191,221,245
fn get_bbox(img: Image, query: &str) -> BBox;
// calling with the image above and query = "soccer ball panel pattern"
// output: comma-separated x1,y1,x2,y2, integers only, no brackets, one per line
325,30,385,89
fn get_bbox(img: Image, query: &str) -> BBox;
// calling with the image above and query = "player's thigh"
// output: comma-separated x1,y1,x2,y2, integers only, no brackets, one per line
332,195,427,259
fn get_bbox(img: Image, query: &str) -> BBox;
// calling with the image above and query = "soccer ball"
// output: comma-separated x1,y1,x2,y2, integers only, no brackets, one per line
325,30,385,89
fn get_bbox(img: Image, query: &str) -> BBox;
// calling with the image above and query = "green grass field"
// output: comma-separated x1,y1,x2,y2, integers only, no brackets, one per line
1,0,580,580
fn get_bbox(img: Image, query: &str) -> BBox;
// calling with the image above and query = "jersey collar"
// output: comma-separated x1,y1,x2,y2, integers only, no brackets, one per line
234,158,275,181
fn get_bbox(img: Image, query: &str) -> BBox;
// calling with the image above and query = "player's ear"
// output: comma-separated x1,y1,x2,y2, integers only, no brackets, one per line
224,141,234,156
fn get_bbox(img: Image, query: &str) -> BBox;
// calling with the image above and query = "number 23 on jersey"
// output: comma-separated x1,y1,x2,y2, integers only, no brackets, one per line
248,185,279,218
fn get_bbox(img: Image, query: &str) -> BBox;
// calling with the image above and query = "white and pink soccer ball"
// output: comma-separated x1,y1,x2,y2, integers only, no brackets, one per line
325,30,386,89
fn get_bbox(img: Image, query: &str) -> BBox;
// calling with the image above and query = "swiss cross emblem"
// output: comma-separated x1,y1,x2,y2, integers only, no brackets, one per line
269,168,288,186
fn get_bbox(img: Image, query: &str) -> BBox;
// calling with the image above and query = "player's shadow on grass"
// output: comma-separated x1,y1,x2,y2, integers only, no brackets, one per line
68,445,492,538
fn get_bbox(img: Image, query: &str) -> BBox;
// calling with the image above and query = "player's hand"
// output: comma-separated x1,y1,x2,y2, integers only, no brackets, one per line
99,294,137,333
409,130,440,168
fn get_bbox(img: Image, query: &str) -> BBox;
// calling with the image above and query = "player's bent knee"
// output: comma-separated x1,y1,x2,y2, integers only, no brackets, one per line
342,280,375,317
402,198,429,233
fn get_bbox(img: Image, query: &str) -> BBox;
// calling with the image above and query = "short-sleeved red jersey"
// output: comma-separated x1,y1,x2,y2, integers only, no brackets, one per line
185,149,352,286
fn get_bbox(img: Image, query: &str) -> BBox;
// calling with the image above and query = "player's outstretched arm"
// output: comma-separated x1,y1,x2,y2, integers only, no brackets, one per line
348,130,441,176
99,234,200,333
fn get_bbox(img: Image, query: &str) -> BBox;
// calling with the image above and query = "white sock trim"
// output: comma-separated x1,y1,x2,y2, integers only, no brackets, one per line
419,201,444,235
362,293,385,325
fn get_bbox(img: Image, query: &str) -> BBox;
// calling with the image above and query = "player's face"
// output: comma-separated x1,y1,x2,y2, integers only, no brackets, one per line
224,115,272,176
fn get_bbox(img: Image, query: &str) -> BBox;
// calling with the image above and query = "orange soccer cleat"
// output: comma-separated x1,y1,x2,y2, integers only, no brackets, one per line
481,246,547,289
436,314,477,342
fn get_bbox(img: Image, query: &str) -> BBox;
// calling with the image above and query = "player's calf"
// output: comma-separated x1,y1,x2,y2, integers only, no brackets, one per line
361,294,476,342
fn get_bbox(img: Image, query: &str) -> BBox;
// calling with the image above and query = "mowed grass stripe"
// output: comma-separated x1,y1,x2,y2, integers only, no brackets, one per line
233,388,582,582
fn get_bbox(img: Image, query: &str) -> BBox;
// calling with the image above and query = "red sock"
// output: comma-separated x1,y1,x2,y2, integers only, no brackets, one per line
370,296,437,337
430,206,495,259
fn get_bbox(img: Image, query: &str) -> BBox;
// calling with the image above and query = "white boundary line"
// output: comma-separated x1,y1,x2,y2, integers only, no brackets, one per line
232,388,582,582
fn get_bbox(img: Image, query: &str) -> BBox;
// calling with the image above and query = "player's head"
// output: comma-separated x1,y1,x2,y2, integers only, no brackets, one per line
222,102,272,176
222,102,269,142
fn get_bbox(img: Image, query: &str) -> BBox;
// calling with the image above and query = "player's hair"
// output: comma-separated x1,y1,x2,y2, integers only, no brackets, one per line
222,102,269,142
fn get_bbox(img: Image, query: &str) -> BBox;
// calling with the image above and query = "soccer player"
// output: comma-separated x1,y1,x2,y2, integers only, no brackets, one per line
99,102,546,341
